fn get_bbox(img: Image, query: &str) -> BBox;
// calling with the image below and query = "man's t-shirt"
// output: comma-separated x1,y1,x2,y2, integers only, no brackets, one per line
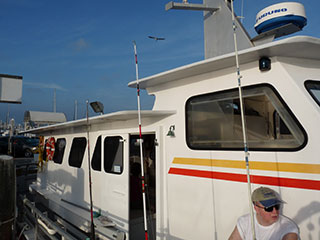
237,214,299,240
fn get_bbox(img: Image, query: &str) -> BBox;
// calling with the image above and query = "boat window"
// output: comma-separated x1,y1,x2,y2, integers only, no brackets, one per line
53,138,66,164
92,136,101,171
104,136,123,174
305,80,320,107
186,84,306,151
68,137,86,168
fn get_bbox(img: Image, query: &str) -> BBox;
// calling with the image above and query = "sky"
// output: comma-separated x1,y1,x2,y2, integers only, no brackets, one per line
0,0,319,125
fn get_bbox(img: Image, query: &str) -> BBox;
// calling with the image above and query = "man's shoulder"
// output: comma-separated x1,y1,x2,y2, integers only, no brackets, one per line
278,215,300,237
279,215,299,226
237,213,252,227
236,214,252,240
279,215,298,226
238,213,251,222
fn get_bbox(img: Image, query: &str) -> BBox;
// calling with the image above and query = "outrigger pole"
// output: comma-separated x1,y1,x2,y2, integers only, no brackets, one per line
86,100,96,240
230,1,256,239
133,41,149,240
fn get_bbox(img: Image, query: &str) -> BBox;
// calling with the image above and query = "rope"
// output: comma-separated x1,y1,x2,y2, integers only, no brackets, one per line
0,216,15,226
230,1,256,239
18,224,29,240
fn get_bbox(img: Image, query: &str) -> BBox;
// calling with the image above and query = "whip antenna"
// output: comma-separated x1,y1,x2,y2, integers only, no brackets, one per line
133,41,149,240
230,1,256,239
86,100,95,240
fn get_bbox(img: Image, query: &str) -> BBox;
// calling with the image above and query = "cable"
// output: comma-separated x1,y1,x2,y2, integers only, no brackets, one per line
18,224,29,240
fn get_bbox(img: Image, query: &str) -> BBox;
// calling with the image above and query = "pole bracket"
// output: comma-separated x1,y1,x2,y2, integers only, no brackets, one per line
165,1,219,12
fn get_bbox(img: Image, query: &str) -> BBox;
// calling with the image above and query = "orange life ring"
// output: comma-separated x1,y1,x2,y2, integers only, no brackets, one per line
46,137,55,161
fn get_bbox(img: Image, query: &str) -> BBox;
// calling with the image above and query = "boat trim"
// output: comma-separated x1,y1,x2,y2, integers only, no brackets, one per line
172,157,320,174
169,157,320,191
168,167,320,191
22,110,176,134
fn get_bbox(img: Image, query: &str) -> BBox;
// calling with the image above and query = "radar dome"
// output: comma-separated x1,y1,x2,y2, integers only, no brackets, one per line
255,2,307,34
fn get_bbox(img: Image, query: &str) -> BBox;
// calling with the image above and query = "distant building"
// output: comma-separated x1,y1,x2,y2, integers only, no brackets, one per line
24,111,67,130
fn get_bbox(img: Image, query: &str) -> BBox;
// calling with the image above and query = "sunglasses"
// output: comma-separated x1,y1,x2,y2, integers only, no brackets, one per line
255,204,280,212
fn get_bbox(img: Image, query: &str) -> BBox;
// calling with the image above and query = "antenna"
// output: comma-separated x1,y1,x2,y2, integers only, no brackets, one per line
74,100,78,120
6,104,9,127
53,88,56,112
240,0,244,23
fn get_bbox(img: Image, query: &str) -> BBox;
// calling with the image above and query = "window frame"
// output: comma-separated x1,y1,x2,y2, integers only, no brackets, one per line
104,136,124,175
91,135,102,171
305,80,320,107
185,83,307,151
53,138,66,164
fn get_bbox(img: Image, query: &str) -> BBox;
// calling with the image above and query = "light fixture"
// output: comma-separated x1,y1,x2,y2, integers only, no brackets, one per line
167,125,175,137
90,101,104,115
259,57,271,71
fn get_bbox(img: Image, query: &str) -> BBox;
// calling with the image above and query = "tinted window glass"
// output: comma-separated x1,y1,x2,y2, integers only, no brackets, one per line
104,136,123,174
69,137,86,168
0,137,8,143
92,136,101,171
305,80,320,107
24,138,39,147
186,84,306,151
53,138,66,164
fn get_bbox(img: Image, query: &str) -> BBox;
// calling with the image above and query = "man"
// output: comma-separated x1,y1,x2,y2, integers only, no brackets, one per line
229,187,299,240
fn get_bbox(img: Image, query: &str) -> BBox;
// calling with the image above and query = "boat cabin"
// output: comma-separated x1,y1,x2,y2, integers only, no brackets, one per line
20,1,320,239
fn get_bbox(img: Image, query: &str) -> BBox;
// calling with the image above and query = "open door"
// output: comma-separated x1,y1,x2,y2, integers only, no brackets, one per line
101,134,129,236
129,134,156,240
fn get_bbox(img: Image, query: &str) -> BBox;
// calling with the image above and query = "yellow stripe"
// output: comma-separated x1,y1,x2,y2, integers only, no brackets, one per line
173,157,320,174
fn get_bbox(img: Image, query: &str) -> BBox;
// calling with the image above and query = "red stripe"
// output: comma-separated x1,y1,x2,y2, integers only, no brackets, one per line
168,168,320,191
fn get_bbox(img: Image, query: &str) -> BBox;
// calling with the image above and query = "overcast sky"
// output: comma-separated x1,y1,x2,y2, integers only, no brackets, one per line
0,0,319,124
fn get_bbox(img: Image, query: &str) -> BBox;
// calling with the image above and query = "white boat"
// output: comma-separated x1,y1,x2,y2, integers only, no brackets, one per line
20,0,320,239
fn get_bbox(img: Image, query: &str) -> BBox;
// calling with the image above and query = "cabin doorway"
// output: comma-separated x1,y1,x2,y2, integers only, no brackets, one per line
129,134,156,240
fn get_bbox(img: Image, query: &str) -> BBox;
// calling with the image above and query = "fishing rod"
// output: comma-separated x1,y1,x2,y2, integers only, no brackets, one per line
133,41,149,240
230,1,256,239
86,100,95,240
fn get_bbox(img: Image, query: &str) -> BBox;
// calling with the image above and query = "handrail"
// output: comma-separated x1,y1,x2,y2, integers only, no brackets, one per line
23,198,78,240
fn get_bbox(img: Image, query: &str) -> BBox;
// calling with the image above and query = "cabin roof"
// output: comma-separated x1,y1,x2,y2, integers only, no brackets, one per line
128,36,320,89
22,110,176,134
